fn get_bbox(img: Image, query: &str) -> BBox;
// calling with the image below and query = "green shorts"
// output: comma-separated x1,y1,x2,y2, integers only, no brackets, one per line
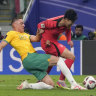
22,53,51,80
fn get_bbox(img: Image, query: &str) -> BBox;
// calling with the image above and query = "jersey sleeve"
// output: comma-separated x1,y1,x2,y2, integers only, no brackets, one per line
3,31,15,43
38,20,57,29
65,28,71,42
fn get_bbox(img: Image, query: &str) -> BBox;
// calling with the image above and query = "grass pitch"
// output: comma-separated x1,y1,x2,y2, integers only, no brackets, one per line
0,75,96,96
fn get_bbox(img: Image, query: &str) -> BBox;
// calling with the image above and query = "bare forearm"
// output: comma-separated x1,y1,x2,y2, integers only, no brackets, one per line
0,43,3,52
35,29,44,42
30,29,44,42
35,34,41,42
0,41,8,52
30,35,41,42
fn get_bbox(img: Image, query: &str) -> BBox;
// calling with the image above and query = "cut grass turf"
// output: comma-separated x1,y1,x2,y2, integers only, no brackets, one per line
0,75,96,96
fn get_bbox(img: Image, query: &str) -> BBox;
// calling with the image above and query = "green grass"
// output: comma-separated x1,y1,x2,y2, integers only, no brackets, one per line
0,75,96,96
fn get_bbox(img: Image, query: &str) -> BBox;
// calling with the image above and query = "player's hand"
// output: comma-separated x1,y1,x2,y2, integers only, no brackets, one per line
37,29,44,35
68,41,73,48
46,40,51,46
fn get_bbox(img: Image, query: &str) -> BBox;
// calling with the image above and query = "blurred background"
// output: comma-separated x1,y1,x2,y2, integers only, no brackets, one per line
0,0,96,39
0,0,30,36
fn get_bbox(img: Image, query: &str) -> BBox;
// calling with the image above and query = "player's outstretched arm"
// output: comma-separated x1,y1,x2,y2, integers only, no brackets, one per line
0,41,8,52
65,29,73,48
30,29,44,42
38,20,57,29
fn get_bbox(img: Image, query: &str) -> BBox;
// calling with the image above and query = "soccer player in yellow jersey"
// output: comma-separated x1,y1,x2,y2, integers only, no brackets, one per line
0,18,86,90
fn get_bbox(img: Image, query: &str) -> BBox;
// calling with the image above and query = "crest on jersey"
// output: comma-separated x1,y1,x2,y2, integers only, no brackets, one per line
41,23,45,28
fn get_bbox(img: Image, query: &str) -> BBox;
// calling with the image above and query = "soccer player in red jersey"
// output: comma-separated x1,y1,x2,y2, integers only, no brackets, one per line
38,9,77,89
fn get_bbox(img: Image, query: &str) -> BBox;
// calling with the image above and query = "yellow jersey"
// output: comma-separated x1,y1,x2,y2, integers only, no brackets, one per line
4,31,36,61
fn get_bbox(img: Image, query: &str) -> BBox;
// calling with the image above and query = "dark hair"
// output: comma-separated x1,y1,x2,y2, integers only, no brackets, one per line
64,9,77,22
88,31,95,40
11,17,22,25
75,24,83,31
11,17,17,25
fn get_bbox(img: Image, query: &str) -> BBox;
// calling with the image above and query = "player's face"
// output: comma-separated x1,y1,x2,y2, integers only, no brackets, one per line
75,28,82,36
64,19,73,29
15,19,25,32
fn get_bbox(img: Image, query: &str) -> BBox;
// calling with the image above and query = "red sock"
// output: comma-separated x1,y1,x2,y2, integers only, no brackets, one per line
47,66,53,73
59,59,74,80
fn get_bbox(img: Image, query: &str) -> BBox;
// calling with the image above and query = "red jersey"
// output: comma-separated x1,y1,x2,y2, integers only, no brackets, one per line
38,15,71,43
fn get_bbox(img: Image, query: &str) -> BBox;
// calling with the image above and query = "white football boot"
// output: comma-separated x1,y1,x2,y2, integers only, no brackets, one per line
17,80,29,90
71,84,87,90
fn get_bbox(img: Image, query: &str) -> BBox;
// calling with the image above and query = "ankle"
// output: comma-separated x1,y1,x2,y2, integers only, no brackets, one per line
71,82,78,87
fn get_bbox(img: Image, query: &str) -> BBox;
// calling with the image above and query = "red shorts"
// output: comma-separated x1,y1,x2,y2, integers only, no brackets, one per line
41,40,66,56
